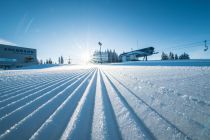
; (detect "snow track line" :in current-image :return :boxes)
[0,73,77,106]
[91,69,109,140]
[0,69,94,135]
[101,70,156,140]
[0,69,96,140]
[0,71,80,95]
[0,75,58,98]
[0,73,57,92]
[0,69,92,121]
[0,71,62,89]
[106,71,208,139]
[105,71,191,140]
[0,72,75,99]
[0,71,81,107]
[0,71,83,104]
[0,75,41,93]
[0,74,58,96]
[115,71,210,118]
[60,69,97,140]
[91,69,122,140]
[30,69,97,140]
[0,71,85,117]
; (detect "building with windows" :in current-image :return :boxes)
[0,44,37,69]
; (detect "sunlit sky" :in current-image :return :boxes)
[0,0,210,63]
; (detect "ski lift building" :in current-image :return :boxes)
[0,44,38,69]
[119,47,155,62]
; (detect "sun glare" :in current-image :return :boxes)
[81,51,91,64]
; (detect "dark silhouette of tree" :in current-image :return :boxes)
[179,52,190,60]
[108,49,111,63]
[49,58,52,64]
[175,54,178,60]
[169,52,174,60]
[92,49,119,63]
[113,49,119,62]
[106,49,119,63]
[58,56,64,64]
[60,56,64,64]
[38,59,43,64]
[161,52,169,60]
[161,52,190,60]
[46,59,49,64]
[58,57,61,64]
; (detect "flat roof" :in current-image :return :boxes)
[120,47,154,56]
[0,43,36,51]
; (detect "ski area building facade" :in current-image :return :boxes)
[0,44,37,69]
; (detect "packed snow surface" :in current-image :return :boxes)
[0,64,209,140]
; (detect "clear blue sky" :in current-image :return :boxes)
[0,0,210,63]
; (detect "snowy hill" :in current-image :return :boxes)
[0,64,209,140]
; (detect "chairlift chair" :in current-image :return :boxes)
[204,45,208,51]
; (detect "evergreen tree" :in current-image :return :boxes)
[39,59,43,64]
[111,50,114,62]
[93,49,119,63]
[108,50,111,63]
[179,52,190,60]
[60,56,64,64]
[113,50,119,62]
[175,54,178,60]
[169,52,174,60]
[58,57,61,64]
[112,50,115,62]
[161,52,169,60]
[49,58,52,64]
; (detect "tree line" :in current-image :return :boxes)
[92,49,119,63]
[38,58,53,64]
[38,55,66,64]
[161,52,190,60]
[105,49,119,63]
[58,56,64,64]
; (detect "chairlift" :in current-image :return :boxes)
[204,45,208,51]
[204,40,208,51]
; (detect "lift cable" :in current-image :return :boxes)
[159,40,209,52]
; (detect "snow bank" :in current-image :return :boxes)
[19,64,61,70]
[111,59,210,66]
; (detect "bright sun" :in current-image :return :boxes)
[81,51,91,64]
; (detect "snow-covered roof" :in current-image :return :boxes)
[0,38,17,46]
[120,47,155,57]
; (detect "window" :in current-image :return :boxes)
[0,58,17,62]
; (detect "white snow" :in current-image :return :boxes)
[0,61,210,140]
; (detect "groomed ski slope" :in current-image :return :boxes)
[0,65,209,140]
